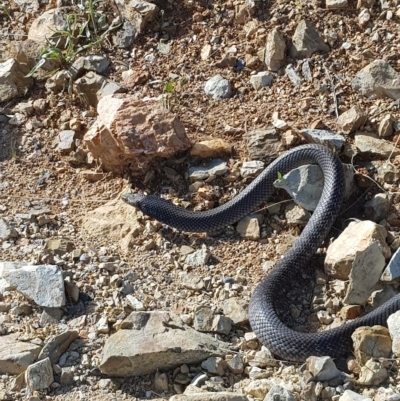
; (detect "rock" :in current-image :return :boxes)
[240,161,264,178]
[45,238,74,256]
[7,265,65,308]
[264,385,296,401]
[378,114,395,137]
[201,356,226,375]
[325,220,390,280]
[68,55,110,79]
[0,59,33,103]
[387,311,400,356]
[154,371,169,392]
[290,20,330,58]
[40,308,63,326]
[274,164,354,211]
[100,311,224,376]
[75,71,127,107]
[351,326,392,365]
[337,106,368,134]
[364,194,390,222]
[58,130,76,153]
[25,357,53,390]
[339,390,372,401]
[382,247,400,281]
[285,204,310,226]
[28,9,66,44]
[244,379,270,399]
[83,95,191,173]
[0,218,18,240]
[326,0,348,8]
[340,305,361,320]
[194,307,232,335]
[222,297,249,325]
[355,132,400,158]
[343,241,386,305]
[358,359,388,386]
[227,354,244,374]
[305,356,344,382]
[204,75,233,100]
[0,333,42,374]
[243,127,284,161]
[190,139,232,158]
[114,0,158,33]
[317,310,334,324]
[265,28,286,72]
[126,295,145,311]
[181,272,205,291]
[38,330,79,364]
[60,367,74,386]
[170,393,248,401]
[0,261,26,294]
[112,20,137,48]
[285,64,302,86]
[236,214,261,240]
[81,197,144,254]
[370,286,399,307]
[250,71,273,90]
[377,162,400,184]
[351,59,400,100]
[185,247,211,266]
[189,159,229,181]
[299,129,346,151]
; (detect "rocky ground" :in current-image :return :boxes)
[1,0,400,400]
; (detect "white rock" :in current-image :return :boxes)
[204,75,232,100]
[250,71,273,90]
[306,356,344,382]
[126,295,145,311]
[25,357,54,390]
[387,311,400,356]
[7,265,65,307]
[381,247,400,281]
[358,359,388,386]
[339,390,372,401]
[237,214,261,240]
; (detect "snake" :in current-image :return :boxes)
[122,144,400,361]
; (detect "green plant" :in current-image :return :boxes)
[0,3,11,20]
[26,0,116,77]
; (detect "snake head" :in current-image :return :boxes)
[121,193,147,212]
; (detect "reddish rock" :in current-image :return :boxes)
[83,95,191,173]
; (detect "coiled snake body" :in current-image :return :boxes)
[123,144,400,361]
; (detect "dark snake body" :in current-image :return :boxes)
[122,144,400,361]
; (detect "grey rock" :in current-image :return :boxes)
[355,132,400,158]
[75,71,127,107]
[364,193,390,222]
[222,297,249,325]
[201,356,226,375]
[351,59,400,100]
[0,333,42,374]
[40,308,63,326]
[237,214,261,240]
[189,159,229,181]
[112,20,137,48]
[382,247,400,281]
[243,127,284,161]
[115,0,158,33]
[181,272,205,291]
[0,59,33,103]
[154,371,169,392]
[170,393,248,401]
[339,390,372,401]
[306,356,345,382]
[194,307,232,335]
[344,241,386,305]
[290,20,330,58]
[7,265,66,308]
[204,75,232,100]
[378,114,395,137]
[240,161,265,178]
[370,286,399,307]
[25,357,53,390]
[387,311,400,356]
[60,367,74,386]
[265,28,286,72]
[250,71,273,90]
[58,130,76,153]
[68,55,110,79]
[185,247,211,266]
[285,204,310,227]
[337,106,368,134]
[300,129,346,151]
[0,261,26,294]
[264,385,297,401]
[227,354,244,374]
[38,330,79,364]
[0,219,18,240]
[326,0,348,8]
[285,64,302,86]
[377,162,400,183]
[274,164,354,211]
[100,311,224,376]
